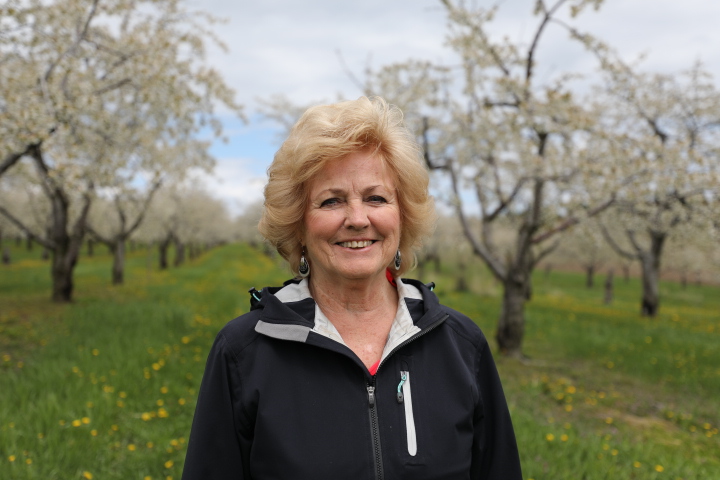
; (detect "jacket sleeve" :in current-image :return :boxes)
[470,339,523,479]
[181,333,245,480]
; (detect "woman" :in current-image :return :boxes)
[182,97,522,480]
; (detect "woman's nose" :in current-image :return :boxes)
[344,201,370,229]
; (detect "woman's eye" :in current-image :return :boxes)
[320,198,340,207]
[367,195,387,203]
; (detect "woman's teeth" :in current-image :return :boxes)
[339,240,373,248]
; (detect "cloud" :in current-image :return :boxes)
[192,157,267,216]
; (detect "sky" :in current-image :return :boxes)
[184,0,720,215]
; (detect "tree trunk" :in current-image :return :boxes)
[496,273,528,359]
[622,265,630,283]
[604,270,614,305]
[639,232,666,317]
[49,199,86,303]
[87,238,94,257]
[2,246,10,265]
[111,241,125,285]
[173,238,185,267]
[585,264,595,288]
[455,262,468,292]
[26,236,33,251]
[158,236,171,270]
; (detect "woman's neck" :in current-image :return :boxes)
[308,271,398,317]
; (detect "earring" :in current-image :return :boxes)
[394,250,402,270]
[299,250,310,278]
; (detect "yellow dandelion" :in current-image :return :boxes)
[82,417,91,424]
[158,408,169,418]
[26,458,32,465]
[147,442,154,449]
[83,471,93,479]
[164,460,174,469]
[602,444,610,451]
[128,444,136,452]
[86,402,94,408]
[2,354,10,362]
[141,412,152,421]
[545,433,555,441]
[178,398,186,406]
[160,386,169,394]
[170,439,179,447]
[156,399,164,406]
[91,429,98,436]
[564,405,573,412]
[92,349,99,356]
[560,434,569,442]
[611,449,618,456]
[566,386,576,394]
[119,391,127,399]
[633,461,642,468]
[72,419,82,427]
[655,465,664,472]
[152,363,161,371]
[117,400,125,408]
[606,361,614,369]
[181,336,191,344]
[111,424,119,431]
[144,477,152,480]
[37,433,44,439]
[605,417,613,424]
[8,455,16,462]
[166,477,173,480]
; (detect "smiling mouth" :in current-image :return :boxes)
[337,240,374,249]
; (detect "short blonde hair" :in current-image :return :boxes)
[258,96,435,277]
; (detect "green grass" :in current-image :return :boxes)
[1,242,718,479]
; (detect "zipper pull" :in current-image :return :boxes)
[367,386,376,407]
[397,373,407,403]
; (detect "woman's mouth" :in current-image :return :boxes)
[337,240,374,249]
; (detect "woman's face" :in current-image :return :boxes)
[303,150,400,284]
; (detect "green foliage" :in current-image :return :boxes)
[1,243,718,479]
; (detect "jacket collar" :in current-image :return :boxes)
[252,277,442,355]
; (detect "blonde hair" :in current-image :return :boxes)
[258,96,435,277]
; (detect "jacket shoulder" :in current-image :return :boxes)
[438,304,490,350]
[215,309,264,356]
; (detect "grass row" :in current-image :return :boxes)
[1,242,718,479]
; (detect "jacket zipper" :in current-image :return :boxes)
[364,313,448,478]
[367,380,384,480]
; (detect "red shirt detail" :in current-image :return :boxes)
[368,359,381,376]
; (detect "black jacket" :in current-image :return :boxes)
[182,278,522,480]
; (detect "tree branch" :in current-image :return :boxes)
[448,164,507,281]
[532,194,615,244]
[599,223,636,260]
[0,205,55,250]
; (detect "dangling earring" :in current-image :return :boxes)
[299,249,310,278]
[394,250,402,271]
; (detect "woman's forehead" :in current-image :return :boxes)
[308,151,397,195]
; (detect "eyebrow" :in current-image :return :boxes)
[315,185,388,197]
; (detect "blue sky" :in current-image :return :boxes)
[188,0,720,215]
